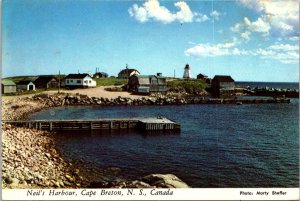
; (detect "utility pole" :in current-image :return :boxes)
[58,70,61,94]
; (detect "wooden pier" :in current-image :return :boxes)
[2,117,180,132]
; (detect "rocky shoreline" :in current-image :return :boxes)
[2,94,189,188]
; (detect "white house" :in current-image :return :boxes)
[64,74,96,88]
[16,80,36,91]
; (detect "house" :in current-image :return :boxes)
[64,73,96,88]
[118,66,140,79]
[2,79,16,94]
[197,73,208,80]
[128,74,167,94]
[93,72,108,78]
[197,73,211,84]
[34,76,59,89]
[17,80,36,91]
[211,75,235,95]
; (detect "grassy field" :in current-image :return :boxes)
[167,79,209,94]
[95,77,128,86]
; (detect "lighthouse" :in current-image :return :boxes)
[183,64,192,78]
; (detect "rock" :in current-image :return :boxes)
[65,174,74,182]
[6,177,19,186]
[5,176,14,184]
[53,181,60,188]
[59,181,65,187]
[142,174,189,188]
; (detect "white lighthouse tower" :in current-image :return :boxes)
[183,64,192,78]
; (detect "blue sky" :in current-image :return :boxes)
[2,0,299,82]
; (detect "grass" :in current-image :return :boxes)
[95,77,128,86]
[167,79,209,94]
[4,76,38,83]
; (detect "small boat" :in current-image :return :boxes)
[236,101,242,105]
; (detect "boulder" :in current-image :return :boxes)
[142,174,189,188]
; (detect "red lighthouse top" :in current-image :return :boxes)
[185,64,190,70]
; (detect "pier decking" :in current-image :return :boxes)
[2,117,181,132]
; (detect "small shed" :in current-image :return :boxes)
[197,73,211,84]
[211,75,235,95]
[2,79,17,94]
[128,75,167,94]
[197,73,208,80]
[34,76,59,89]
[17,80,36,91]
[118,68,140,79]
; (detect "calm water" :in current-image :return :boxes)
[29,99,299,187]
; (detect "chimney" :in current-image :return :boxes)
[157,73,162,77]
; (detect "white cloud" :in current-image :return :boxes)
[289,36,299,41]
[248,17,270,35]
[128,0,205,24]
[174,1,194,23]
[239,0,265,12]
[210,10,221,21]
[128,4,148,23]
[194,12,209,22]
[184,41,238,57]
[185,42,299,64]
[231,17,271,40]
[238,0,299,37]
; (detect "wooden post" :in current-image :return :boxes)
[49,122,52,131]
[90,122,93,130]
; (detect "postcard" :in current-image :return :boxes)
[1,0,299,200]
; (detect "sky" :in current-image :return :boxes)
[2,0,299,82]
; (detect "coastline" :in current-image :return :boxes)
[1,93,189,189]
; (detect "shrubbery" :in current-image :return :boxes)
[167,79,209,94]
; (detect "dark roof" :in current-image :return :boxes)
[17,80,34,85]
[95,72,108,76]
[34,76,57,85]
[65,74,90,79]
[184,64,190,70]
[119,69,139,75]
[212,75,234,82]
[197,73,208,77]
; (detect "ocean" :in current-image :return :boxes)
[29,82,299,187]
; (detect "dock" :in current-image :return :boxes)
[2,117,180,132]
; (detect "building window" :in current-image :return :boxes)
[67,80,69,84]
[84,80,88,84]
[70,80,73,83]
[89,80,91,83]
[77,80,81,84]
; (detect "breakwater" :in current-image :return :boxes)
[29,93,290,107]
[253,88,299,98]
